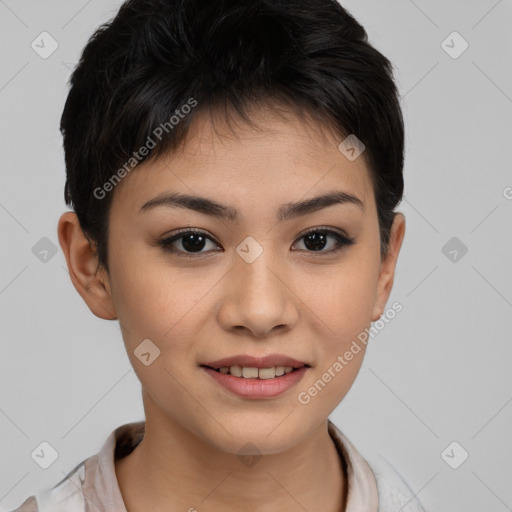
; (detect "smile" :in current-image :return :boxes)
[200,365,309,398]
[203,365,299,379]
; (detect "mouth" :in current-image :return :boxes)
[199,359,310,398]
[200,364,310,379]
[199,354,311,381]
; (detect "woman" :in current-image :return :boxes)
[11,0,424,510]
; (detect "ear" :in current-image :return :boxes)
[57,211,117,320]
[371,212,406,322]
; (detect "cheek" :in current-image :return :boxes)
[297,259,378,409]
[108,246,223,364]
[109,254,203,403]
[303,253,380,339]
[107,246,178,344]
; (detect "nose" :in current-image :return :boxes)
[216,249,300,338]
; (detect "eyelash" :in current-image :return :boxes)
[157,227,355,258]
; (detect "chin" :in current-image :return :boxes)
[201,415,310,456]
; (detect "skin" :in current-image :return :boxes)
[57,105,405,512]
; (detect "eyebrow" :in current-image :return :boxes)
[139,190,364,222]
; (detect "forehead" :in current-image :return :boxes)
[110,107,375,219]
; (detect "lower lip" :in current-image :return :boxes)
[200,366,308,398]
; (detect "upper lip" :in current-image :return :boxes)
[201,354,311,370]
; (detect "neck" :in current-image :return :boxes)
[116,403,347,512]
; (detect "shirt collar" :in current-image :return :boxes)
[328,420,379,511]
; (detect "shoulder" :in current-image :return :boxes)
[327,420,427,512]
[6,495,38,512]
[6,421,143,512]
[6,459,89,512]
[365,454,427,512]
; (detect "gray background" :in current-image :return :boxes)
[1,0,511,510]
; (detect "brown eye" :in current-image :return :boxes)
[159,230,221,256]
[293,228,355,254]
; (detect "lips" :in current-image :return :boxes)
[201,364,309,398]
[201,354,311,370]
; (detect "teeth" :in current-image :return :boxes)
[230,365,243,377]
[216,365,297,379]
[242,366,259,379]
[258,367,275,380]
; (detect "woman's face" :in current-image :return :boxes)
[92,108,404,454]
